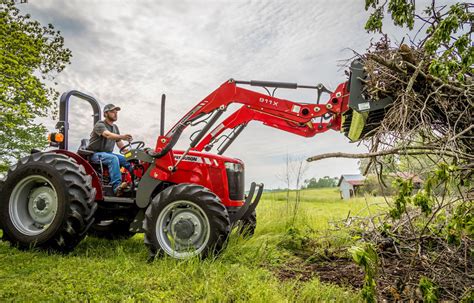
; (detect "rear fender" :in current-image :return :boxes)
[50,150,103,201]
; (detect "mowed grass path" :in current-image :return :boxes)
[0,188,384,302]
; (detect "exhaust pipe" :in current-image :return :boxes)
[160,94,166,136]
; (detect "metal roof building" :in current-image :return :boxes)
[338,174,365,200]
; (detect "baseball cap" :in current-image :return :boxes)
[104,104,121,113]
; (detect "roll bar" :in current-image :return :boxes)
[56,90,101,150]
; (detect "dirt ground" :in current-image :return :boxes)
[273,257,364,289]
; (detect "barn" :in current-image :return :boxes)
[338,174,365,200]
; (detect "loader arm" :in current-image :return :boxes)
[193,102,341,154]
[156,80,350,153]
[149,59,392,180]
[165,80,349,139]
[149,80,350,179]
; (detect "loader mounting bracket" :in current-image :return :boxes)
[229,182,264,224]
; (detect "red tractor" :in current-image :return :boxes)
[0,60,392,259]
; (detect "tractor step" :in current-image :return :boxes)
[102,184,134,199]
[103,196,135,204]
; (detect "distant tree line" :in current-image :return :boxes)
[302,176,338,189]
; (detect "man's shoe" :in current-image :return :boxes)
[115,182,130,197]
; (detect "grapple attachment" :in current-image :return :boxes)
[341,60,394,141]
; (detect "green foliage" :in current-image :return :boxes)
[425,3,473,80]
[364,1,473,81]
[303,176,338,189]
[389,178,413,219]
[365,7,384,32]
[278,226,311,251]
[419,276,439,303]
[364,0,415,32]
[385,161,473,254]
[412,190,432,215]
[389,163,462,220]
[460,289,474,303]
[350,243,378,303]
[387,0,415,29]
[359,174,398,196]
[423,162,456,196]
[446,200,473,245]
[0,1,71,171]
[359,175,380,196]
[397,151,437,181]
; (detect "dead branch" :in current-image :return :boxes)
[307,147,471,163]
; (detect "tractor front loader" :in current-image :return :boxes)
[0,60,393,259]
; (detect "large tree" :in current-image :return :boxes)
[0,1,71,171]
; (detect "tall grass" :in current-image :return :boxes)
[0,188,384,302]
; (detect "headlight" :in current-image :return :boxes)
[225,162,243,172]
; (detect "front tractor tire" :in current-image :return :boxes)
[144,184,231,260]
[0,153,97,253]
[236,210,257,238]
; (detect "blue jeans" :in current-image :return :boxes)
[90,152,131,192]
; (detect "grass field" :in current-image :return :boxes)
[0,188,386,302]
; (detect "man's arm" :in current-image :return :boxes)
[102,130,133,151]
[101,130,132,142]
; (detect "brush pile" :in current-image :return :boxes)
[307,2,473,301]
[356,36,473,162]
[341,38,474,301]
[340,204,473,301]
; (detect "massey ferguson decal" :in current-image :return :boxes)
[174,155,204,163]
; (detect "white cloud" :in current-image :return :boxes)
[19,0,441,188]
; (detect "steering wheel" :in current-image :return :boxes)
[119,141,145,154]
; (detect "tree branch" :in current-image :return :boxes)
[306,147,471,162]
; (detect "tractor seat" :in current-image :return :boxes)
[77,139,94,158]
[77,139,109,183]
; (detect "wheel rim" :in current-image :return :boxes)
[156,200,211,259]
[9,175,59,236]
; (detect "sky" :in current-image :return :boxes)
[17,0,434,189]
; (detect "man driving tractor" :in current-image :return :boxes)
[87,104,133,196]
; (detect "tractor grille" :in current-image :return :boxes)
[225,162,245,200]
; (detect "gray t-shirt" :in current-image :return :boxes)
[87,120,120,152]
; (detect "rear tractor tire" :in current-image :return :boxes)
[0,153,97,253]
[144,183,231,260]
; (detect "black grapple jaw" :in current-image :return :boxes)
[341,60,394,141]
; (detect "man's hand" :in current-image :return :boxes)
[121,134,133,141]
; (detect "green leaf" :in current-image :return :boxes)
[0,1,71,171]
